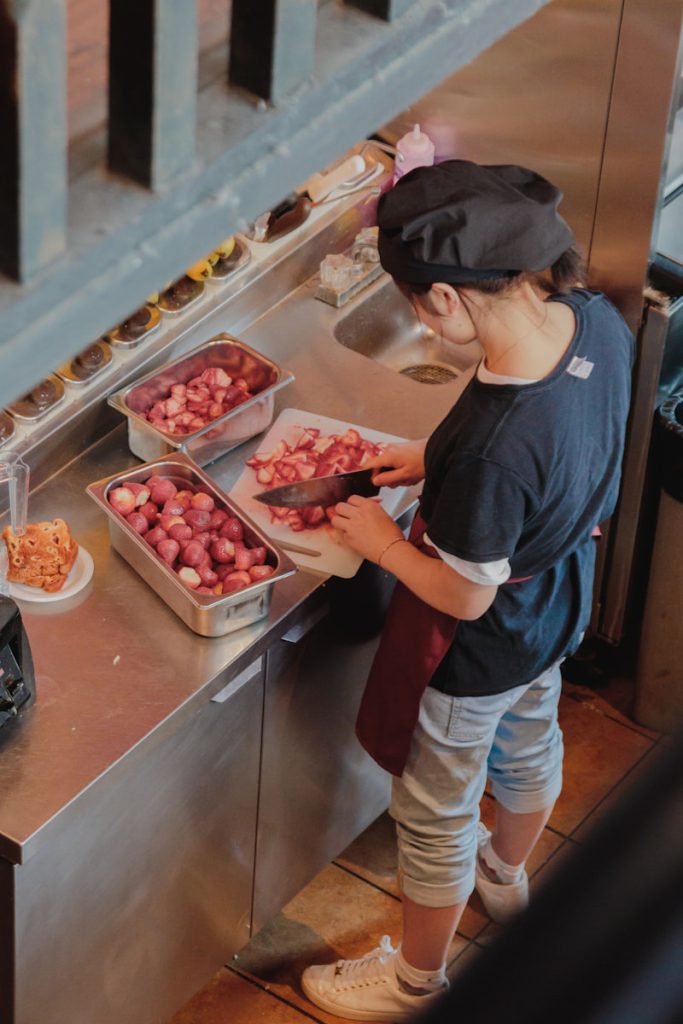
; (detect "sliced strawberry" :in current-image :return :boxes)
[294,462,317,481]
[345,446,364,465]
[341,428,361,447]
[313,437,334,454]
[250,546,267,565]
[302,506,326,526]
[235,546,256,571]
[280,451,309,466]
[249,564,275,581]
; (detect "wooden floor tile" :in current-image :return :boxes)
[336,812,399,898]
[169,966,315,1024]
[562,678,660,741]
[551,693,655,836]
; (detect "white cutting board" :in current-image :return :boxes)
[230,408,408,577]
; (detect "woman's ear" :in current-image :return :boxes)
[427,283,462,317]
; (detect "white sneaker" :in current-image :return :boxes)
[475,824,529,923]
[301,935,448,1022]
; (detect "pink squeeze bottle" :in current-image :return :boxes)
[392,124,435,184]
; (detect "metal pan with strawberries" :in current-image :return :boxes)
[87,452,296,637]
[108,335,295,467]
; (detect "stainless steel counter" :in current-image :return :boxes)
[0,266,471,868]
[1,248,479,1024]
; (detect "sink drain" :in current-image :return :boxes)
[399,363,459,385]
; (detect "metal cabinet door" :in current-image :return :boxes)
[253,568,394,932]
[8,659,264,1024]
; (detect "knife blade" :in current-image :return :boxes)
[254,468,379,509]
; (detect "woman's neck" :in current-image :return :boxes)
[474,283,576,381]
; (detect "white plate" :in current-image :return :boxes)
[5,546,94,603]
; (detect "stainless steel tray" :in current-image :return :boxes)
[157,277,205,316]
[108,334,295,466]
[86,453,297,637]
[56,339,113,386]
[108,305,162,348]
[208,236,251,281]
[8,375,66,422]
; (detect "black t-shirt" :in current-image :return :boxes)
[422,288,634,696]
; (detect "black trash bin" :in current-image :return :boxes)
[635,392,683,730]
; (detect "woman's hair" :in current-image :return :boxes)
[394,244,586,303]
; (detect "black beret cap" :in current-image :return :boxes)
[377,160,575,284]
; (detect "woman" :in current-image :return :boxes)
[301,159,634,1022]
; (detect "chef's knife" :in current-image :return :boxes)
[254,468,379,509]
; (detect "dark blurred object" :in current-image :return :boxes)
[327,559,396,645]
[416,733,683,1024]
[0,596,35,732]
[561,634,621,689]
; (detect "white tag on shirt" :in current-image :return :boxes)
[567,356,594,379]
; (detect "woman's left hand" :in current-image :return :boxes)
[331,495,404,563]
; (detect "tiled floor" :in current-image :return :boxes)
[170,675,662,1024]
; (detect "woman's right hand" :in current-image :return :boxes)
[364,439,428,488]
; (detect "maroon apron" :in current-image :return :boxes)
[355,511,458,777]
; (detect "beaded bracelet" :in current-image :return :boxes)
[377,536,408,568]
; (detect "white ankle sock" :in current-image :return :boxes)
[479,837,525,885]
[395,947,446,994]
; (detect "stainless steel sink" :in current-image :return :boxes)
[333,278,481,384]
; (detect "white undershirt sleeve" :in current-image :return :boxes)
[423,532,511,586]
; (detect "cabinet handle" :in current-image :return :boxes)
[282,602,328,643]
[211,657,263,703]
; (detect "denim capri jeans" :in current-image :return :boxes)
[390,660,564,908]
